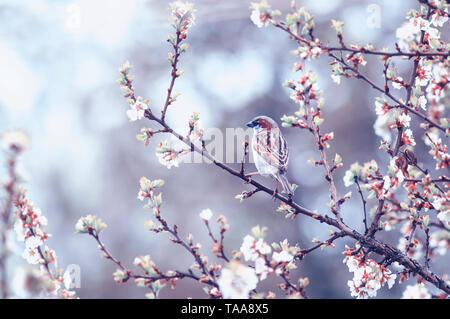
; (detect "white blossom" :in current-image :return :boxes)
[432,196,446,211]
[396,22,419,50]
[397,237,424,260]
[344,256,396,299]
[254,238,271,255]
[343,170,355,187]
[311,47,322,57]
[241,235,258,261]
[199,208,213,221]
[25,236,42,250]
[22,248,41,265]
[126,100,148,122]
[374,99,386,116]
[415,59,433,87]
[431,11,449,27]
[398,113,411,127]
[430,232,448,256]
[373,113,392,142]
[437,210,450,224]
[331,74,341,85]
[250,8,265,28]
[240,235,271,262]
[272,250,293,263]
[402,283,431,299]
[169,1,196,31]
[250,1,271,28]
[254,257,272,280]
[156,152,179,169]
[392,77,403,90]
[403,129,416,146]
[217,262,258,299]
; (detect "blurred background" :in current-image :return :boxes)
[0,0,448,298]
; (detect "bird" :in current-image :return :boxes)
[246,116,292,197]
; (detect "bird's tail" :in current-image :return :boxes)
[277,172,292,196]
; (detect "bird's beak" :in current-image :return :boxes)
[246,121,256,128]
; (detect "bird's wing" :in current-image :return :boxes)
[253,128,289,171]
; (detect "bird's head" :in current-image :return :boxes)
[246,116,278,131]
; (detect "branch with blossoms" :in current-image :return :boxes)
[250,0,449,294]
[77,183,305,298]
[76,177,311,298]
[75,212,224,298]
[0,131,76,299]
[76,0,450,299]
[77,179,230,298]
[0,131,26,298]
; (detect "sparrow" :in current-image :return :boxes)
[246,116,292,197]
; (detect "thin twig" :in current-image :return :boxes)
[354,177,368,234]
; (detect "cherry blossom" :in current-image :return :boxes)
[402,283,431,299]
[343,253,396,299]
[343,170,355,187]
[199,208,213,221]
[397,113,411,128]
[396,22,420,51]
[402,129,416,146]
[254,257,273,280]
[126,99,149,122]
[155,140,184,169]
[437,210,450,225]
[240,234,271,262]
[217,261,258,299]
[249,0,273,28]
[415,59,433,87]
[429,231,449,256]
[430,9,449,27]
[272,250,294,263]
[12,192,77,298]
[169,1,196,35]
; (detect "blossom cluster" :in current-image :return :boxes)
[248,0,449,299]
[117,61,150,122]
[13,193,76,298]
[396,6,448,51]
[217,261,258,299]
[75,214,107,235]
[0,130,79,298]
[155,140,187,169]
[219,226,304,298]
[343,248,396,299]
[188,112,204,141]
[402,283,431,299]
[249,0,280,29]
[14,193,52,265]
[168,1,196,37]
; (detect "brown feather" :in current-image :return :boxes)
[253,127,289,172]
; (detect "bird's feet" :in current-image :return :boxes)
[272,181,279,200]
[271,191,278,200]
